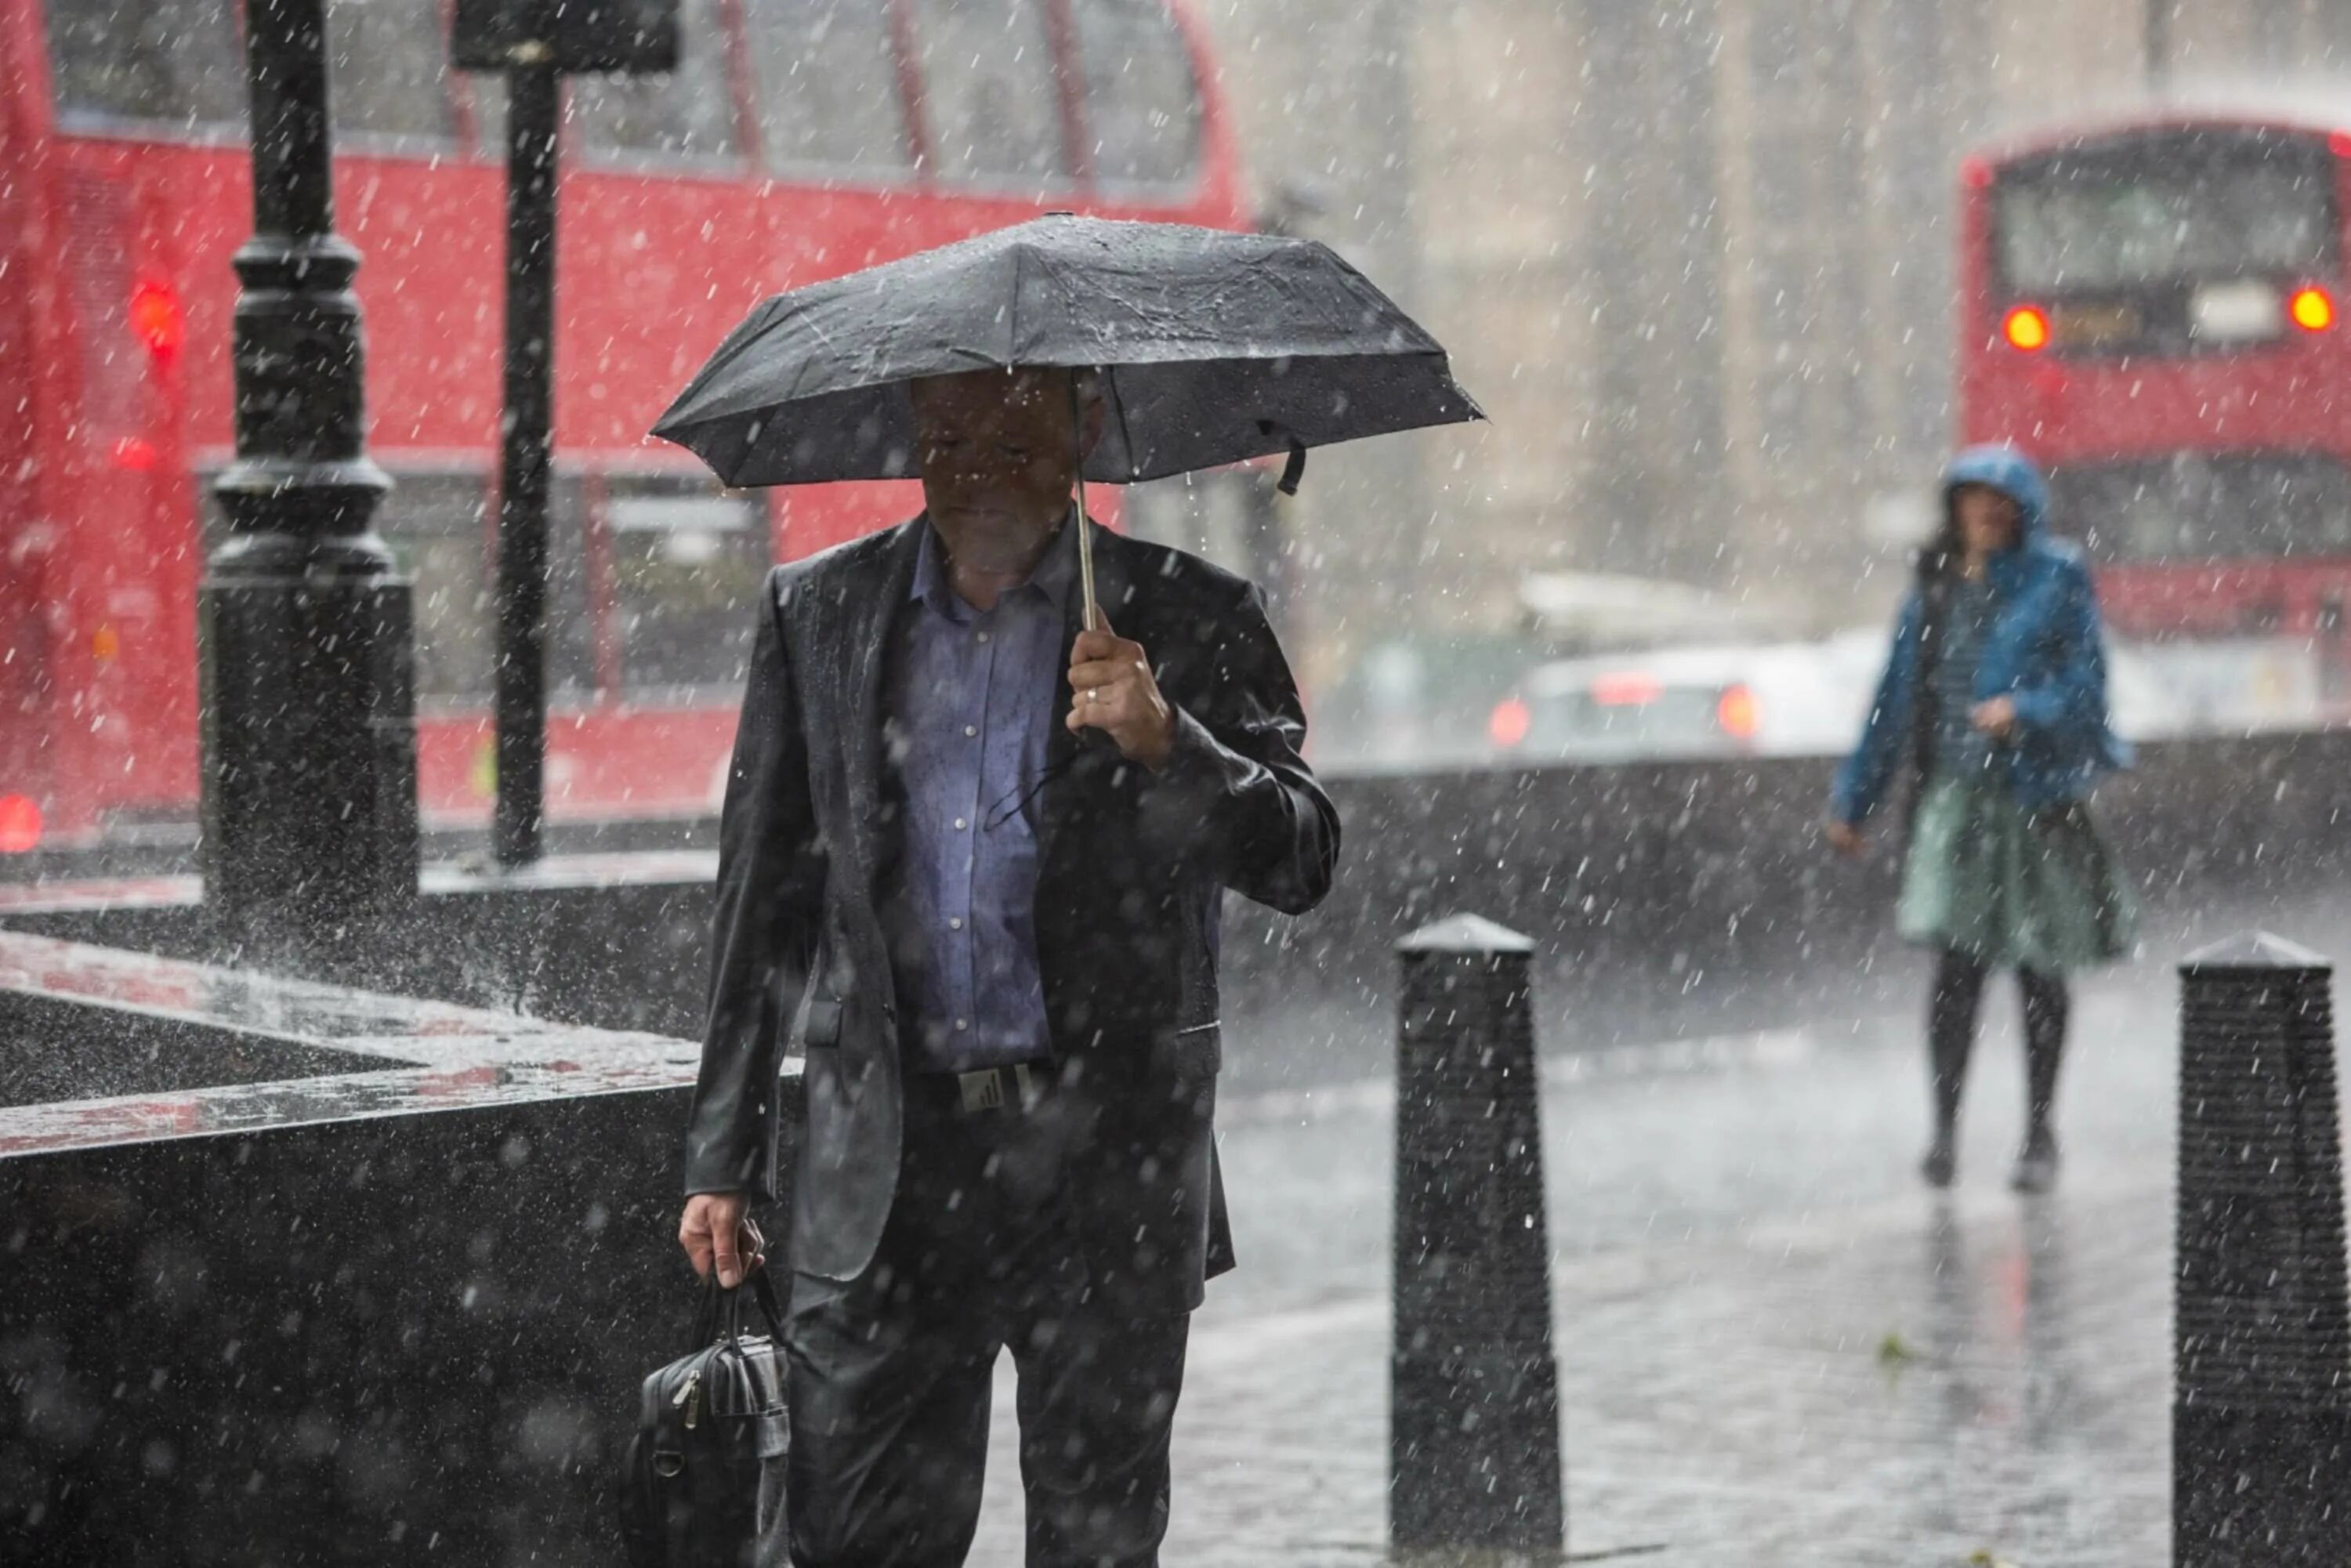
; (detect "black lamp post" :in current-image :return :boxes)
[202,0,418,953]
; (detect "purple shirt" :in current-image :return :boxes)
[882,519,1072,1074]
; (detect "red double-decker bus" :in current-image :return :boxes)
[0,0,1244,857]
[1960,112,2351,723]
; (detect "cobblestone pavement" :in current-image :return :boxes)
[957,901,2351,1566]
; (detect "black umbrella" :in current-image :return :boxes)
[652,214,1482,625]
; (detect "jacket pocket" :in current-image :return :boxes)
[1150,1021,1221,1078]
[801,996,844,1051]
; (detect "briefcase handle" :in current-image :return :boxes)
[691,1267,787,1349]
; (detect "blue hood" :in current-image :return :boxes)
[1943,443,2049,543]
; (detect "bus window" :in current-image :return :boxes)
[904,0,1068,188]
[563,0,737,165]
[2052,454,2351,566]
[1997,131,2337,297]
[1071,0,1201,189]
[362,473,595,705]
[603,476,766,696]
[548,476,600,700]
[45,0,247,136]
[376,474,496,704]
[326,0,458,147]
[744,0,914,176]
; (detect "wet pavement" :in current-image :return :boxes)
[959,921,2247,1565]
[0,929,708,1150]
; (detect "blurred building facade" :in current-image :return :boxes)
[1186,0,2351,680]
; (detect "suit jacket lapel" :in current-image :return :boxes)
[843,519,926,879]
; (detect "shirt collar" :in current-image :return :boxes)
[911,511,1078,617]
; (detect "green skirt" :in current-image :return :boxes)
[1896,774,2138,973]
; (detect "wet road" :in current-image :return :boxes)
[953,892,2351,1564]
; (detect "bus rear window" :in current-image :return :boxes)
[745,0,913,176]
[1995,130,2337,295]
[327,0,458,147]
[46,0,247,136]
[904,0,1070,188]
[51,0,456,144]
[1073,0,1201,189]
[563,0,737,165]
[2050,454,2351,565]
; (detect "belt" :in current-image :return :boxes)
[938,1062,1040,1114]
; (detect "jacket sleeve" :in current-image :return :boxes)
[2004,557,2112,740]
[1140,583,1340,915]
[682,573,827,1200]
[1831,590,1924,827]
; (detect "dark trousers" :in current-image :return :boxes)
[785,1072,1190,1568]
[1928,947,2068,1138]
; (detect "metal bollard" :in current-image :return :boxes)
[1391,914,1565,1559]
[2175,932,2351,1566]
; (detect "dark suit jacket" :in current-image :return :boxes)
[682,516,1339,1313]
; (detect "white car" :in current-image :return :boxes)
[1490,636,1886,764]
[1488,632,2329,766]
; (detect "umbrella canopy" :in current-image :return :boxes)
[651,214,1483,491]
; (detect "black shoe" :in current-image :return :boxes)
[2010,1131,2059,1194]
[1921,1135,1957,1190]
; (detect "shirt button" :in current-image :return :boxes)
[954,1018,969,1032]
[949,917,964,931]
[953,817,968,831]
[976,632,991,645]
[965,725,978,738]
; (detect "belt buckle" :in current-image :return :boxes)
[957,1063,1037,1113]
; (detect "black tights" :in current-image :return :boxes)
[1928,949,2067,1140]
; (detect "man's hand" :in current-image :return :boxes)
[1969,696,2017,740]
[679,1192,766,1287]
[1067,615,1175,769]
[1825,819,1867,858]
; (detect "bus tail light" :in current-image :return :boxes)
[2003,305,2051,353]
[129,277,184,357]
[1716,683,1759,741]
[0,795,42,853]
[2291,286,2336,333]
[1488,697,1531,748]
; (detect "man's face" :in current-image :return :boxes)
[908,368,1099,573]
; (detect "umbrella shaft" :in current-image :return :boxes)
[1069,375,1099,633]
[1074,487,1099,632]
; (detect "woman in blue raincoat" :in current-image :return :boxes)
[1828,444,2136,1193]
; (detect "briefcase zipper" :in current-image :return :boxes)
[674,1371,702,1429]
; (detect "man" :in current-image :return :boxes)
[676,364,1339,1567]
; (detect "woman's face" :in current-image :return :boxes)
[1954,483,2020,558]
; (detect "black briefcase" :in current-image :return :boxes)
[618,1271,792,1568]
